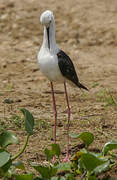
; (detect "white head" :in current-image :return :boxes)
[40,10,57,51]
[40,10,54,27]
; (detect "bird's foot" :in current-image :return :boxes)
[63,155,70,162]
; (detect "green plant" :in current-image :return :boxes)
[0,109,117,180]
[96,89,117,106]
[28,131,117,180]
[7,84,13,92]
[0,108,34,180]
[10,114,24,128]
[105,93,117,107]
[92,82,99,88]
[36,118,49,131]
[70,132,117,179]
[30,144,75,180]
[0,119,8,131]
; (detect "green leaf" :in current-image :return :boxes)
[102,140,117,156]
[71,151,84,161]
[44,148,54,161]
[81,153,107,172]
[0,131,18,148]
[78,158,86,173]
[44,144,61,160]
[13,160,25,170]
[35,166,50,178]
[70,132,94,147]
[0,159,12,175]
[87,176,98,180]
[69,133,79,138]
[93,160,110,175]
[13,173,33,180]
[51,177,65,180]
[30,162,57,178]
[0,149,11,167]
[56,162,71,173]
[51,178,58,180]
[21,108,34,135]
[65,173,76,180]
[51,144,61,157]
[78,132,94,146]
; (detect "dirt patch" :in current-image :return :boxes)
[0,0,117,178]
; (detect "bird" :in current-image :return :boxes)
[37,10,88,162]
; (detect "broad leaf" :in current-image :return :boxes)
[0,159,12,175]
[81,153,107,172]
[93,160,110,175]
[44,148,54,161]
[78,158,86,173]
[102,140,117,156]
[70,132,94,147]
[78,132,94,146]
[56,162,71,173]
[51,144,61,158]
[21,108,34,135]
[13,160,25,170]
[87,176,98,180]
[44,144,61,160]
[30,163,57,178]
[0,131,18,148]
[0,149,10,167]
[51,177,65,180]
[65,173,76,180]
[13,173,33,180]
[71,151,84,161]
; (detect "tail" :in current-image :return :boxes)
[77,82,88,91]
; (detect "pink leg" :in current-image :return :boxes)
[50,82,57,144]
[63,82,70,162]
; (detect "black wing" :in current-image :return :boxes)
[57,50,88,91]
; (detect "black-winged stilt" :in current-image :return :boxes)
[38,10,88,162]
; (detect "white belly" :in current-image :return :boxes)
[38,50,64,82]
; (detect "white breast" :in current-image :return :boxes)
[38,48,64,82]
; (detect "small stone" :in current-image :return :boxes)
[3,63,7,68]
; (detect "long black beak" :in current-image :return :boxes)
[46,27,50,49]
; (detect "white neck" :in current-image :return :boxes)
[42,18,57,52]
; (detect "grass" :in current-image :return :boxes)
[0,114,24,131]
[10,114,24,129]
[7,84,14,92]
[96,89,117,107]
[35,118,50,131]
[0,87,116,179]
[105,92,117,107]
[0,119,8,131]
[92,82,99,88]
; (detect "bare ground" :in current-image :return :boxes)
[0,0,117,178]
